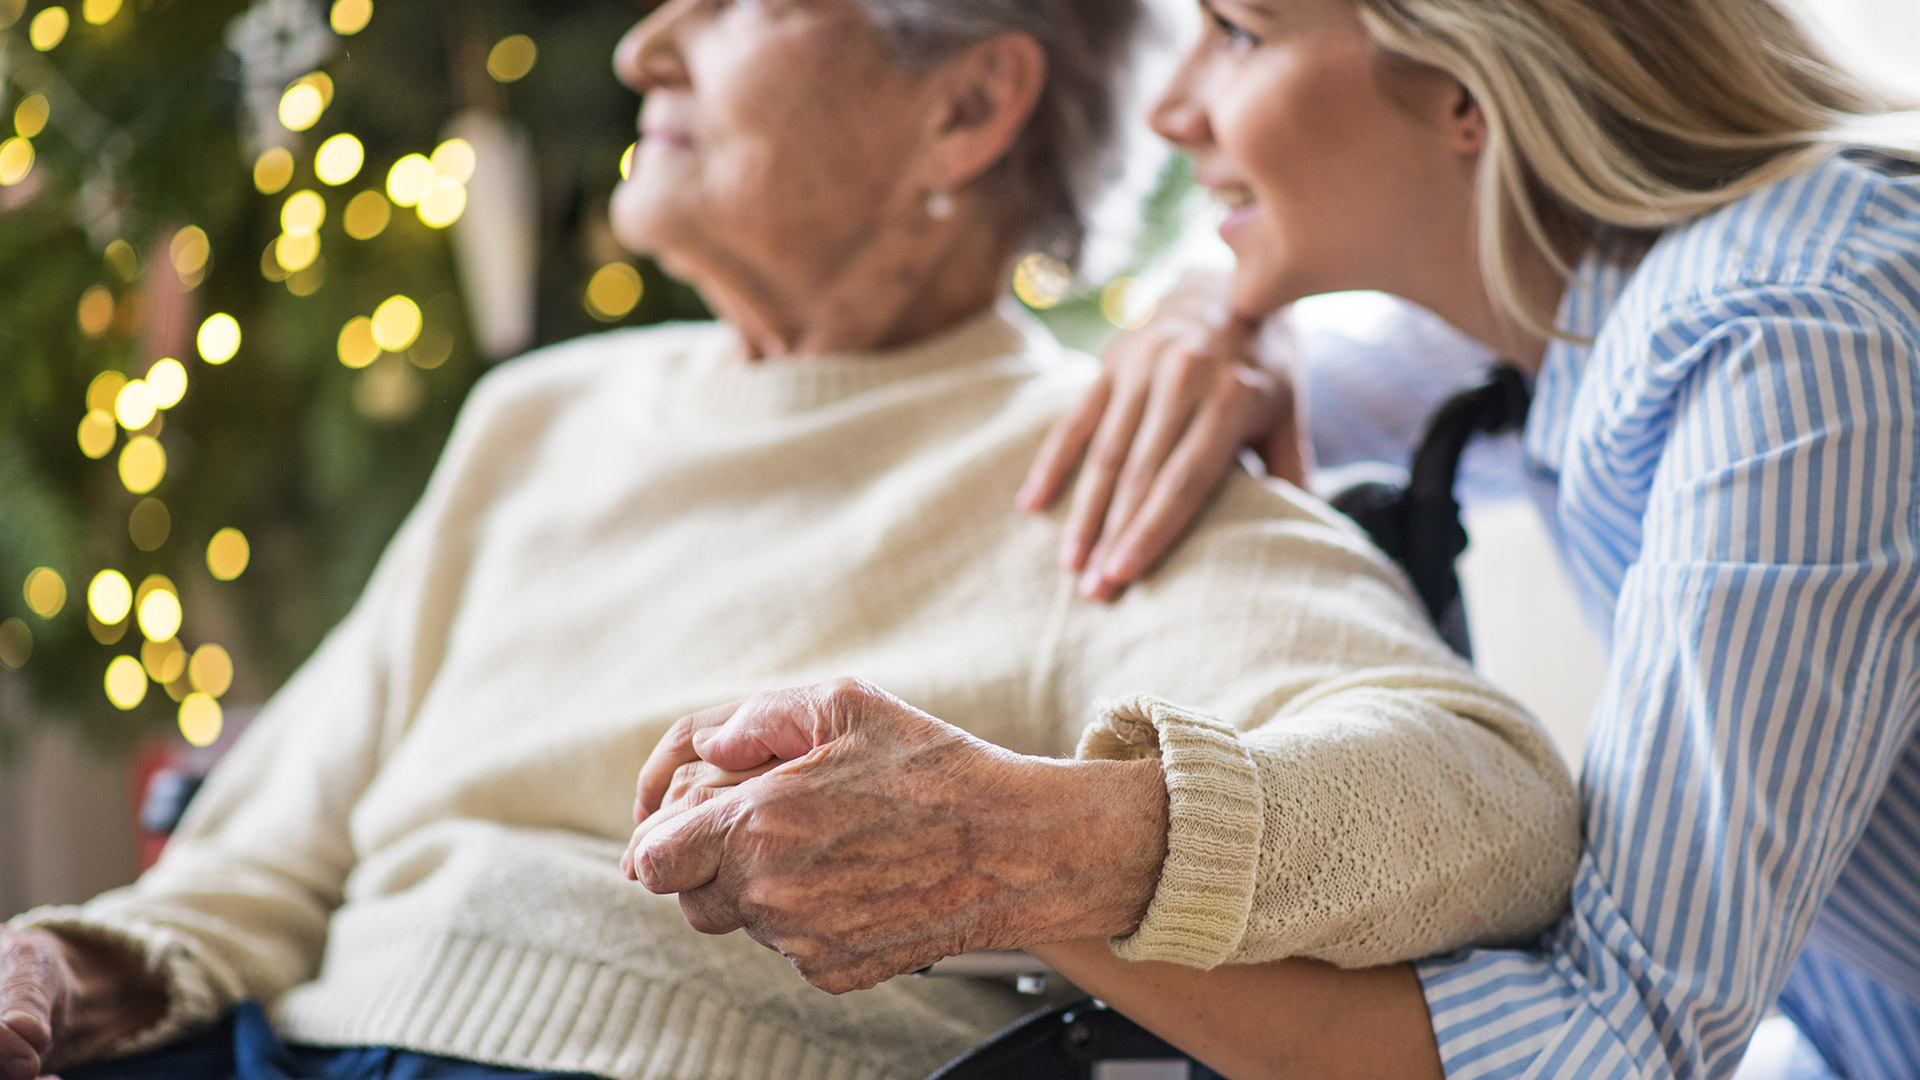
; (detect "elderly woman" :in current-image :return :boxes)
[0,1,1578,1079]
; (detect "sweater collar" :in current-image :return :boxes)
[662,301,1043,423]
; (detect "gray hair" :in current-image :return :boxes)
[852,0,1174,280]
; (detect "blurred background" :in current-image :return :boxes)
[0,0,1915,920]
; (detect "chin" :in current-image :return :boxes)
[609,176,689,260]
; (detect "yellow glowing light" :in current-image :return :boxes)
[179,693,224,746]
[1100,277,1154,331]
[137,588,182,643]
[78,410,116,459]
[81,0,119,25]
[77,285,115,337]
[337,316,380,368]
[147,358,188,409]
[104,655,148,710]
[142,636,187,684]
[254,146,295,195]
[386,154,433,207]
[24,568,67,620]
[207,528,250,581]
[114,379,157,430]
[104,239,138,280]
[29,7,67,50]
[371,295,423,351]
[129,497,171,552]
[87,370,127,412]
[189,644,234,698]
[0,0,21,33]
[14,94,48,139]
[1012,252,1072,310]
[170,226,211,278]
[620,143,635,181]
[585,262,644,323]
[281,189,326,235]
[0,136,35,186]
[89,570,132,625]
[198,313,241,364]
[343,190,391,239]
[0,619,29,671]
[287,262,325,297]
[329,0,371,35]
[279,83,326,133]
[431,138,476,183]
[415,176,467,229]
[316,133,365,186]
[487,35,538,83]
[119,436,166,494]
[275,231,320,273]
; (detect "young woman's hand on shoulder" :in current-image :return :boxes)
[1018,270,1309,601]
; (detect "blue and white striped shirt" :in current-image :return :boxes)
[1417,149,1920,1080]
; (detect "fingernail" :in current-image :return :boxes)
[1078,570,1105,599]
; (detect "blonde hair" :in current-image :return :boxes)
[1353,0,1916,337]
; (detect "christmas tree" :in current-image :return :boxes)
[0,0,1178,762]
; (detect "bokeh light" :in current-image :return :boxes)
[129,497,172,552]
[343,190,391,239]
[487,35,538,83]
[81,0,120,25]
[275,232,320,274]
[114,379,157,430]
[338,316,380,368]
[104,655,147,710]
[279,77,330,133]
[585,263,644,323]
[78,410,117,459]
[189,644,233,698]
[24,568,66,620]
[1012,253,1072,310]
[89,570,133,625]
[170,226,211,278]
[142,637,187,684]
[431,138,476,184]
[0,136,32,186]
[620,143,635,181]
[372,295,423,351]
[119,436,167,494]
[330,0,372,36]
[316,133,365,186]
[254,147,295,195]
[137,587,182,643]
[147,358,188,409]
[28,7,67,51]
[0,620,29,670]
[207,528,250,581]
[282,190,326,235]
[416,176,467,228]
[386,154,433,207]
[14,94,48,139]
[77,285,114,336]
[179,693,223,747]
[198,313,241,364]
[104,239,138,280]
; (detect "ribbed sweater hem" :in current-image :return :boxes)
[271,929,906,1080]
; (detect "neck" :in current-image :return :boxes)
[686,204,1015,361]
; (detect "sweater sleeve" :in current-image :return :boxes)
[1065,481,1580,970]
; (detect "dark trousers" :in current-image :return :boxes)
[66,1002,593,1080]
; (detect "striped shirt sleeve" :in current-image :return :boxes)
[1417,288,1920,1080]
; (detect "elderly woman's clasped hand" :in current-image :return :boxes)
[622,678,1169,994]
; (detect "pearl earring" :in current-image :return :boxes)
[926,190,956,221]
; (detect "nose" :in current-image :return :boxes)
[1149,51,1211,153]
[614,0,693,95]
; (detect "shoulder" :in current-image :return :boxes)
[458,321,733,424]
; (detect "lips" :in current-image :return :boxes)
[1203,181,1258,240]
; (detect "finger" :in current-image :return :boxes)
[1061,369,1152,572]
[1100,405,1248,586]
[1018,374,1111,512]
[689,690,829,773]
[0,1026,42,1080]
[677,882,747,937]
[1081,357,1205,595]
[631,794,737,895]
[636,701,743,821]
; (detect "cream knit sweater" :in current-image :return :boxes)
[17,306,1578,1080]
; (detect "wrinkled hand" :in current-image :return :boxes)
[0,929,72,1080]
[624,678,1167,994]
[1018,270,1310,601]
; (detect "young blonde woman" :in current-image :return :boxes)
[1009,0,1920,1076]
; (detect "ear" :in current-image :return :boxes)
[1450,86,1487,155]
[922,32,1049,192]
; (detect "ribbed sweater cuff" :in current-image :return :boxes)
[9,905,229,1060]
[1076,695,1263,968]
